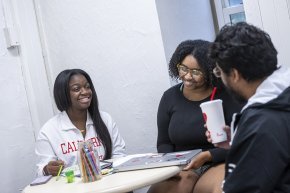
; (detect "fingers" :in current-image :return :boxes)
[183,158,198,171]
[49,160,64,166]
[224,125,230,132]
[183,159,193,170]
[205,130,210,137]
[183,151,212,171]
[206,125,231,144]
[205,130,212,143]
[183,165,190,171]
[46,160,65,176]
[223,125,231,140]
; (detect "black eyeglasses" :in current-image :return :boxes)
[177,64,203,77]
[213,67,222,78]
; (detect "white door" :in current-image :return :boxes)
[0,0,54,192]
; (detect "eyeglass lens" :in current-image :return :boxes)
[178,64,202,77]
[213,67,221,78]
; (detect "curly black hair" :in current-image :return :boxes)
[169,39,218,88]
[209,22,278,81]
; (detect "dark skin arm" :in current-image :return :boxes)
[183,151,212,170]
[184,125,232,170]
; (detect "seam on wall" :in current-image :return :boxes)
[257,0,264,28]
[32,0,57,114]
[286,0,290,22]
[13,0,55,137]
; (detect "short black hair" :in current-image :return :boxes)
[209,22,278,81]
[169,39,218,88]
[53,69,112,159]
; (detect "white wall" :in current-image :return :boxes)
[155,0,216,69]
[244,0,290,68]
[0,1,35,193]
[0,0,55,192]
[0,37,35,193]
[34,0,170,154]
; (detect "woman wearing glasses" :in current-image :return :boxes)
[148,40,241,193]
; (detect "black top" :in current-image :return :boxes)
[157,83,241,163]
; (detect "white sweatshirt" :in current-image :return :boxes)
[35,111,126,176]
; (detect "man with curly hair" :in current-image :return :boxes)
[209,22,290,193]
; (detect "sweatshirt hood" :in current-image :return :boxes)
[242,65,290,112]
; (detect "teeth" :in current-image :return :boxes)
[79,97,90,102]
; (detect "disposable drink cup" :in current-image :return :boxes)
[200,99,227,143]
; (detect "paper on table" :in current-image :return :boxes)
[30,175,52,186]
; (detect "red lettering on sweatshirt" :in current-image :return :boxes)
[90,137,102,147]
[67,142,74,153]
[60,138,102,155]
[71,141,77,151]
[61,143,67,154]
[61,142,77,154]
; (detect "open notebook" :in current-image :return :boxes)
[113,149,201,172]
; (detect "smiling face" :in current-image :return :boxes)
[68,74,92,112]
[179,55,206,90]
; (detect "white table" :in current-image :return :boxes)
[23,155,182,193]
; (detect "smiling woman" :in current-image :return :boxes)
[147,40,242,193]
[68,74,92,113]
[35,69,126,177]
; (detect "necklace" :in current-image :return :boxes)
[79,128,86,133]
